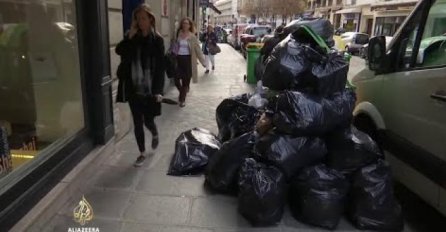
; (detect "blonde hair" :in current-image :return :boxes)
[132,3,157,32]
[177,17,196,36]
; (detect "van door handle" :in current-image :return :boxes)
[431,90,446,102]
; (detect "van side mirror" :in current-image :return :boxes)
[368,36,386,71]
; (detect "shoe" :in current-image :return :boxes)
[134,155,146,167]
[152,136,159,149]
[205,70,210,74]
[212,66,215,70]
[179,102,186,107]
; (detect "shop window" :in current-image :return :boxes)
[374,16,407,37]
[0,2,84,179]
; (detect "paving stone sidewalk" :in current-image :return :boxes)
[36,45,405,232]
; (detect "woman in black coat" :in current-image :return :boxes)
[116,4,165,167]
[200,25,218,74]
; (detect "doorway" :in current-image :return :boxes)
[366,18,373,35]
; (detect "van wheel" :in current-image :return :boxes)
[353,114,384,152]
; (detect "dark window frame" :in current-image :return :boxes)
[0,0,114,229]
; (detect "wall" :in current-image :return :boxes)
[214,0,233,24]
[108,0,131,141]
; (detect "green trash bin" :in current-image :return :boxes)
[246,43,262,84]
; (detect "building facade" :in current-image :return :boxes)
[212,0,232,25]
[308,0,418,36]
[209,0,241,26]
[0,0,114,229]
[0,0,200,229]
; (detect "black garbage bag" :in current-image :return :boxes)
[284,18,335,47]
[326,125,383,175]
[289,164,350,230]
[263,36,313,91]
[324,89,356,127]
[168,128,222,176]
[349,159,404,231]
[273,89,355,136]
[229,93,252,104]
[311,52,349,97]
[255,132,327,179]
[238,158,286,226]
[216,95,261,142]
[205,132,257,194]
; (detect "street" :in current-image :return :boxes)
[33,44,376,232]
[26,44,445,232]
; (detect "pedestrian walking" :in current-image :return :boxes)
[173,17,206,107]
[115,3,165,167]
[201,25,219,74]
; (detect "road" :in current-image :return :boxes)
[348,56,366,81]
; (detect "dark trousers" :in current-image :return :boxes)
[128,96,158,152]
[175,55,192,102]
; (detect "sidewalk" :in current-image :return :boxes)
[35,45,364,232]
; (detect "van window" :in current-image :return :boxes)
[417,0,446,67]
[394,2,425,70]
[356,34,369,45]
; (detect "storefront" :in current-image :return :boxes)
[372,1,417,37]
[0,0,113,229]
[336,7,362,32]
[358,5,374,35]
[374,15,407,36]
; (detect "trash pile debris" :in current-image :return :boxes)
[168,25,403,231]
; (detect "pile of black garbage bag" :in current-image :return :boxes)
[168,26,403,231]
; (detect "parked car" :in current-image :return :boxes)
[261,34,274,43]
[359,36,394,59]
[341,32,370,54]
[240,25,272,57]
[351,0,446,217]
[228,23,248,49]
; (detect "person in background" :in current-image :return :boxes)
[115,4,165,167]
[201,25,218,74]
[174,17,206,107]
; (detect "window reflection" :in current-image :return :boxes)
[0,0,84,178]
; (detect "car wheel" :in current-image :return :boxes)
[353,114,384,153]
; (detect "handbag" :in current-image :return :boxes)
[168,39,180,55]
[208,43,221,55]
[165,52,178,79]
[165,40,179,79]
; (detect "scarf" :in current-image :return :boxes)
[131,45,152,96]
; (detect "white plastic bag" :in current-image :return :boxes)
[248,81,268,109]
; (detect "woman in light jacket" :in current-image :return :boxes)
[174,17,205,107]
[115,4,165,167]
